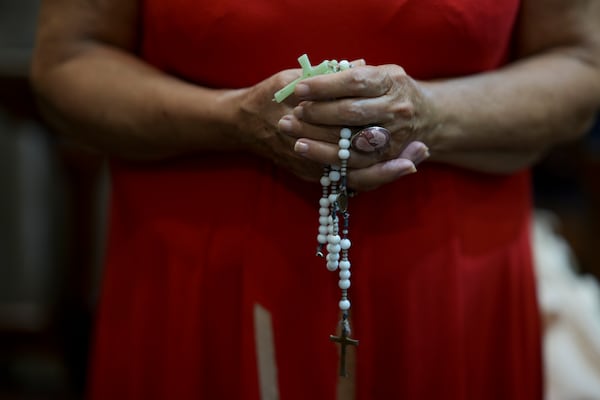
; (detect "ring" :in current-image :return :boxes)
[350,126,391,153]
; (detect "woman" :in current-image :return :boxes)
[31,0,600,399]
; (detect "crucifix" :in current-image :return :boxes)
[329,315,359,377]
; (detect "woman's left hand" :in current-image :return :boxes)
[277,64,435,191]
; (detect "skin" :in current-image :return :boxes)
[30,0,600,192]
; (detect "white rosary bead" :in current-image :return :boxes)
[339,60,351,71]
[338,149,350,160]
[327,262,339,272]
[317,234,328,244]
[339,299,351,311]
[327,243,341,254]
[339,138,351,149]
[329,170,341,182]
[339,260,351,270]
[328,193,337,204]
[320,176,331,186]
[339,279,351,290]
[340,127,352,139]
[319,225,329,235]
[328,234,341,244]
[339,270,351,280]
[327,253,340,261]
[319,198,330,207]
[340,238,352,250]
[319,207,330,216]
[319,216,329,225]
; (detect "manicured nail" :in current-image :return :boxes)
[295,83,310,97]
[398,164,417,176]
[293,105,304,119]
[402,142,430,165]
[414,147,430,165]
[278,116,293,133]
[385,158,417,177]
[294,140,309,153]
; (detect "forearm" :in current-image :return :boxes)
[425,49,600,171]
[31,43,243,159]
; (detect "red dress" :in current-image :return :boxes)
[88,0,543,398]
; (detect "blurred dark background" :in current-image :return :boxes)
[0,1,599,399]
[1,1,107,398]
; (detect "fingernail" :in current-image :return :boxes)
[400,164,417,176]
[293,106,304,119]
[294,140,309,154]
[295,83,309,97]
[278,116,293,133]
[414,147,430,165]
[402,142,430,165]
[385,158,417,177]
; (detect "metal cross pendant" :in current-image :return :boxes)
[329,320,359,377]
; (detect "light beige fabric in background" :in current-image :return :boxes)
[533,210,600,400]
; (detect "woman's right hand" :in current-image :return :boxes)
[232,69,332,183]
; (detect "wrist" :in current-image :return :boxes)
[174,86,248,155]
[417,81,449,158]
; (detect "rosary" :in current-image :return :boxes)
[275,55,390,377]
[316,139,359,378]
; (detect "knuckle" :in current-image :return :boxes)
[348,68,371,91]
[392,101,416,120]
[357,66,405,98]
[388,66,407,80]
[349,66,396,96]
[343,102,369,123]
[381,73,395,93]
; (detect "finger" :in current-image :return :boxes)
[399,141,430,165]
[293,138,376,169]
[347,157,417,192]
[278,115,340,144]
[294,66,392,101]
[293,96,394,127]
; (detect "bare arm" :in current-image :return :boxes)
[30,0,300,164]
[425,0,600,171]
[30,0,257,160]
[282,0,600,182]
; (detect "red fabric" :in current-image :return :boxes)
[88,0,543,399]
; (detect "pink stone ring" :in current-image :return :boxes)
[350,126,391,153]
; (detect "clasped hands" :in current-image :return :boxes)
[278,62,431,191]
[238,61,432,191]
